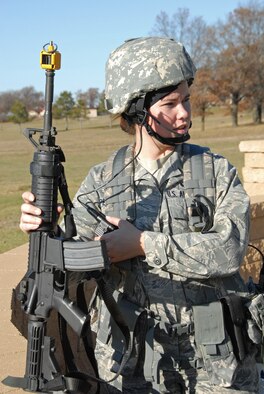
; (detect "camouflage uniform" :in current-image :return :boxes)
[71,144,259,393]
[68,37,259,392]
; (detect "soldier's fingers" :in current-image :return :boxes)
[21,203,42,216]
[20,213,42,225]
[57,204,64,214]
[19,222,41,233]
[19,213,42,233]
[22,191,35,203]
[105,216,121,228]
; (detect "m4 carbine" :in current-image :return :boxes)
[2,42,109,393]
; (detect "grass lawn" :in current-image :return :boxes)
[0,111,263,253]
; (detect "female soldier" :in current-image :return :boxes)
[20,37,259,393]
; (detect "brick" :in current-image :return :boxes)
[239,140,264,152]
[244,152,264,168]
[240,260,262,283]
[250,197,264,218]
[244,183,264,196]
[242,167,264,183]
[241,239,264,283]
[249,217,264,239]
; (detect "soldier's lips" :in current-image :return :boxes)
[173,128,188,135]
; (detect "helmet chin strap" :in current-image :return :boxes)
[141,110,191,146]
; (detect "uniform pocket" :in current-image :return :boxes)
[167,195,188,221]
[193,301,238,387]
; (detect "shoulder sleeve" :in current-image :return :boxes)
[70,161,107,239]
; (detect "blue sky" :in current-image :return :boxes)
[1,0,246,97]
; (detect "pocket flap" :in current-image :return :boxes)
[193,301,225,345]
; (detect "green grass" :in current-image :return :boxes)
[0,112,263,253]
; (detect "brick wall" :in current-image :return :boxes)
[238,140,264,283]
[239,140,264,196]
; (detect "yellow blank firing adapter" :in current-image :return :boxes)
[40,41,61,70]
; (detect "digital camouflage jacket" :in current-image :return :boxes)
[71,143,258,393]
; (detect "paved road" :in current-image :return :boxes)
[0,244,28,394]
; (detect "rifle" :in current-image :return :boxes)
[2,42,109,393]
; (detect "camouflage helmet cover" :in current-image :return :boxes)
[104,37,196,114]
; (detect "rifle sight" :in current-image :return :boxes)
[40,41,61,70]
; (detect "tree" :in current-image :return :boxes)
[150,8,214,67]
[53,91,75,130]
[250,39,264,123]
[71,97,87,120]
[70,97,91,130]
[191,68,218,131]
[151,8,218,127]
[232,2,264,123]
[97,90,108,115]
[0,87,44,121]
[210,44,248,127]
[9,100,29,131]
[151,3,264,126]
[75,91,89,119]
[212,2,264,125]
[0,91,17,121]
[87,88,99,109]
[18,86,44,113]
[74,88,100,120]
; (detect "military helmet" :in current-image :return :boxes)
[104,36,196,114]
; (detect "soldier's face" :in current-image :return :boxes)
[147,81,191,140]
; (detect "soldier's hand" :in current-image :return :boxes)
[95,216,145,263]
[20,191,64,233]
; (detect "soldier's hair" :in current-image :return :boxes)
[120,115,136,135]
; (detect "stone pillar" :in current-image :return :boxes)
[240,195,264,283]
[239,140,264,283]
[239,140,264,196]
